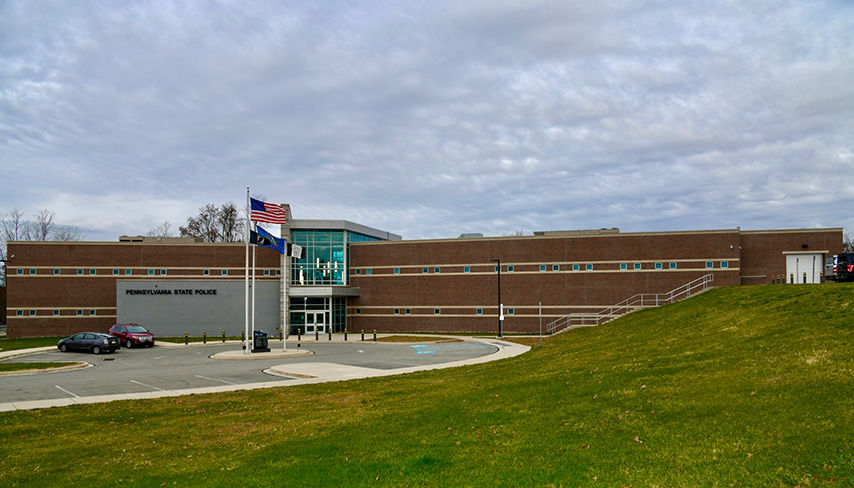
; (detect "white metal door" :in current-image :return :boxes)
[305,312,326,333]
[786,253,822,284]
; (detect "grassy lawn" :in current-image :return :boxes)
[0,362,82,373]
[0,336,63,352]
[0,284,852,486]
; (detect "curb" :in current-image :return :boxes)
[0,362,92,377]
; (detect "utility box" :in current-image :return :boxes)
[252,330,270,353]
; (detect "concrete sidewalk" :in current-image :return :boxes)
[0,336,529,412]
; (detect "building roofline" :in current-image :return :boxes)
[290,219,401,241]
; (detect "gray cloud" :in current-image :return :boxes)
[1,0,852,241]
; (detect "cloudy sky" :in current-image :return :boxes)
[1,0,852,241]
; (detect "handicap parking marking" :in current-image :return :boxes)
[410,345,436,354]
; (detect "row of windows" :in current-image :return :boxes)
[354,261,731,275]
[352,308,517,316]
[14,268,282,276]
[16,309,99,317]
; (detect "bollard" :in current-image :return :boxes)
[185,332,188,345]
[279,326,283,341]
[222,330,226,343]
[328,328,332,341]
[373,330,377,342]
[297,327,302,348]
[315,327,319,341]
[344,328,348,341]
[361,330,364,341]
[203,330,206,344]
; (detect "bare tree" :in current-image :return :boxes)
[218,203,243,242]
[179,203,244,243]
[844,231,853,253]
[1,208,30,241]
[52,226,84,242]
[147,221,174,238]
[31,209,56,241]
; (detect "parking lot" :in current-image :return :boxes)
[0,339,505,407]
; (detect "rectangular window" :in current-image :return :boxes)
[620,263,628,270]
[29,310,36,316]
[355,269,361,275]
[463,266,470,273]
[634,263,642,270]
[572,264,580,271]
[89,309,96,316]
[53,268,60,275]
[507,308,515,315]
[655,262,663,270]
[276,270,281,275]
[112,269,119,275]
[393,308,400,315]
[53,310,60,316]
[721,261,729,268]
[669,262,677,269]
[16,310,23,316]
[539,265,547,272]
[494,266,500,272]
[89,269,96,275]
[366,269,372,275]
[552,264,560,271]
[221,269,228,275]
[586,264,593,271]
[706,261,713,269]
[77,269,83,275]
[76,310,83,316]
[476,308,483,315]
[263,269,270,276]
[405,308,411,315]
[29,268,36,275]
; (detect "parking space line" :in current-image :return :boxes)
[130,379,164,391]
[55,385,79,398]
[195,374,236,385]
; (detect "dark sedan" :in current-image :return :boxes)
[58,332,120,354]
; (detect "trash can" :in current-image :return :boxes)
[252,330,270,353]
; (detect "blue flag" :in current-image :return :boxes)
[251,226,285,254]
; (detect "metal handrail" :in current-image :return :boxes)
[545,273,714,334]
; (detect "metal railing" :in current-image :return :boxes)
[545,273,714,334]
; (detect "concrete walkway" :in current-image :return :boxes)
[0,336,529,412]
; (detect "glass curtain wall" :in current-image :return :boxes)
[289,297,347,334]
[291,230,380,286]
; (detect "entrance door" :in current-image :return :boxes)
[786,253,822,284]
[305,311,326,334]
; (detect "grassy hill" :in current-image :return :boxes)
[1,284,852,487]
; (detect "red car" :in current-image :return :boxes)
[109,324,156,348]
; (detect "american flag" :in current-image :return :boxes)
[250,198,287,224]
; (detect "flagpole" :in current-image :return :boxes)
[244,187,250,355]
[251,223,257,351]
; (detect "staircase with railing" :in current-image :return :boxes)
[545,273,715,335]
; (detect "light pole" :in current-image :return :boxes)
[491,258,503,337]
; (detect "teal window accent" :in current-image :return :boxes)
[276,270,281,275]
[112,269,119,275]
[393,308,400,315]
[53,310,60,316]
[160,269,167,275]
[76,309,83,316]
[507,265,514,272]
[405,308,411,315]
[706,261,713,269]
[147,269,154,275]
[655,262,663,269]
[16,268,23,275]
[721,261,729,268]
[586,264,593,271]
[221,269,228,275]
[572,264,580,271]
[476,308,483,315]
[29,310,36,316]
[16,310,23,316]
[125,269,132,275]
[53,268,60,275]
[507,308,515,315]
[77,269,83,275]
[366,268,372,275]
[394,268,400,274]
[669,262,677,269]
[89,269,96,275]
[263,269,270,276]
[463,266,471,273]
[552,264,560,271]
[89,309,96,316]
[203,269,210,275]
[355,269,361,275]
[29,268,36,275]
[434,267,440,273]
[422,267,429,273]
[494,266,500,272]
[434,308,441,315]
[634,263,642,270]
[539,265,546,271]
[620,263,628,270]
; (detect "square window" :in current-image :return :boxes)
[494,265,500,272]
[29,268,36,275]
[669,262,677,269]
[434,267,440,273]
[434,308,441,315]
[634,263,642,270]
[112,269,119,275]
[355,308,361,314]
[476,308,483,315]
[221,269,228,275]
[125,269,132,275]
[276,270,281,275]
[53,310,60,316]
[539,265,547,272]
[160,269,167,275]
[89,309,96,316]
[572,264,580,271]
[620,263,628,270]
[366,269,372,275]
[586,264,593,271]
[53,268,60,275]
[355,269,361,275]
[29,310,36,316]
[76,309,83,316]
[422,267,429,273]
[16,310,23,316]
[16,268,23,275]
[394,268,400,274]
[148,269,155,275]
[77,269,83,275]
[393,308,400,315]
[507,308,515,315]
[89,269,96,275]
[552,264,560,271]
[721,261,729,268]
[655,262,663,269]
[507,265,514,272]
[463,266,470,273]
[264,269,270,276]
[203,269,210,275]
[405,308,411,315]
[706,261,713,269]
